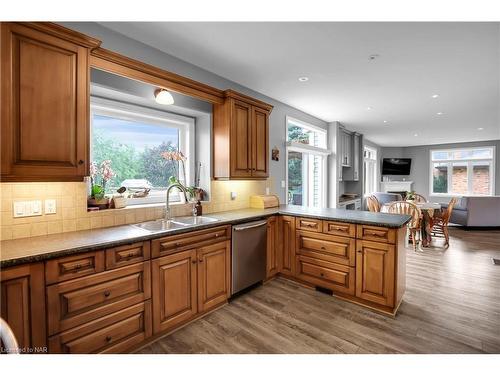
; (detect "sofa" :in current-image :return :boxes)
[442,196,500,227]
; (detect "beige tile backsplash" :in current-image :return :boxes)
[0,179,270,241]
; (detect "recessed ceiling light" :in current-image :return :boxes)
[478,127,484,130]
[368,54,380,61]
[366,107,372,111]
[298,77,309,82]
[437,112,444,115]
[383,120,388,123]
[431,94,439,98]
[414,133,418,137]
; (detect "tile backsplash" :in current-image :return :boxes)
[0,179,270,241]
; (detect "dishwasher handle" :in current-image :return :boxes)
[233,221,267,231]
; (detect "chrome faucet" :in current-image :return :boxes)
[165,183,189,220]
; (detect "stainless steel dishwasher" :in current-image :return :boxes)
[231,220,267,295]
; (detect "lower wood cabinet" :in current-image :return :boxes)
[152,240,231,335]
[266,216,279,278]
[279,216,296,276]
[355,240,395,307]
[48,301,152,354]
[0,263,46,352]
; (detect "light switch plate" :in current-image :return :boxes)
[13,200,43,218]
[45,199,57,214]
[230,192,237,200]
[281,180,286,188]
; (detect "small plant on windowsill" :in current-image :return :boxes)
[88,160,115,209]
[161,151,205,202]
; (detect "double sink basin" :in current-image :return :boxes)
[133,215,220,232]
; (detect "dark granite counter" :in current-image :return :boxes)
[0,205,410,267]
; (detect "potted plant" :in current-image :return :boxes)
[406,191,416,202]
[88,160,115,209]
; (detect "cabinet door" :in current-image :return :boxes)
[251,106,269,178]
[356,240,395,307]
[151,250,198,334]
[266,216,279,278]
[0,263,46,351]
[230,99,252,178]
[197,241,230,313]
[1,23,89,181]
[279,216,296,276]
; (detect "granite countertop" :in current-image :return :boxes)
[0,205,410,267]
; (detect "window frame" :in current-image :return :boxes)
[429,146,495,197]
[285,117,330,208]
[90,96,195,205]
[363,146,378,197]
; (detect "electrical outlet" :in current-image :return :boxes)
[230,192,237,200]
[265,187,270,195]
[45,199,57,214]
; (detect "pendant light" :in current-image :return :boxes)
[154,88,174,105]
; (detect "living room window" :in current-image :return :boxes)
[363,146,378,196]
[286,117,329,208]
[430,147,495,196]
[90,97,195,205]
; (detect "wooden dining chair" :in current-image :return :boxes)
[430,197,457,247]
[388,201,422,250]
[366,195,381,212]
[407,193,428,203]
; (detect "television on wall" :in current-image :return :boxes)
[382,158,412,175]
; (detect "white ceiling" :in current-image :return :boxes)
[99,22,500,147]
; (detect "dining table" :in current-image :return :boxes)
[381,201,442,247]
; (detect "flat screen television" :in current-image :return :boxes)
[382,158,412,175]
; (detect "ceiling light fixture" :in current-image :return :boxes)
[431,94,439,98]
[366,107,372,111]
[368,54,380,61]
[414,133,418,137]
[298,77,309,82]
[155,89,174,105]
[478,127,484,130]
[383,120,388,123]
[436,112,443,115]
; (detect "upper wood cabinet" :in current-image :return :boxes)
[0,22,100,182]
[213,90,273,179]
[1,263,46,352]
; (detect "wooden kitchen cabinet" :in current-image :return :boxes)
[151,249,198,334]
[152,236,231,334]
[213,90,272,179]
[197,241,231,312]
[279,216,296,276]
[0,22,100,182]
[355,240,395,307]
[266,216,280,278]
[0,263,46,352]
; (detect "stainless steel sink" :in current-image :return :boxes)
[172,216,219,226]
[133,219,186,232]
[133,216,219,232]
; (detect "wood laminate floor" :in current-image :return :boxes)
[137,227,500,354]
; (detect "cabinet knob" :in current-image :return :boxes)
[320,273,325,277]
[199,259,204,263]
[320,246,326,250]
[78,160,84,165]
[106,336,112,342]
[104,291,111,297]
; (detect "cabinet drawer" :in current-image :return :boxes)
[106,241,151,270]
[296,217,322,232]
[47,261,151,335]
[322,221,356,238]
[49,301,151,354]
[357,225,395,244]
[296,255,355,295]
[296,231,355,267]
[151,225,231,258]
[46,251,105,285]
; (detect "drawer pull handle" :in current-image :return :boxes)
[199,259,204,263]
[106,336,112,342]
[126,253,136,259]
[175,242,182,247]
[332,226,345,231]
[320,273,325,277]
[367,231,385,237]
[104,291,111,297]
[320,246,326,250]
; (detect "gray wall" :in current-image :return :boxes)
[63,22,328,203]
[381,140,500,203]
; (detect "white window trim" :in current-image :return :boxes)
[90,96,195,205]
[429,146,495,197]
[363,146,378,197]
[285,116,330,207]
